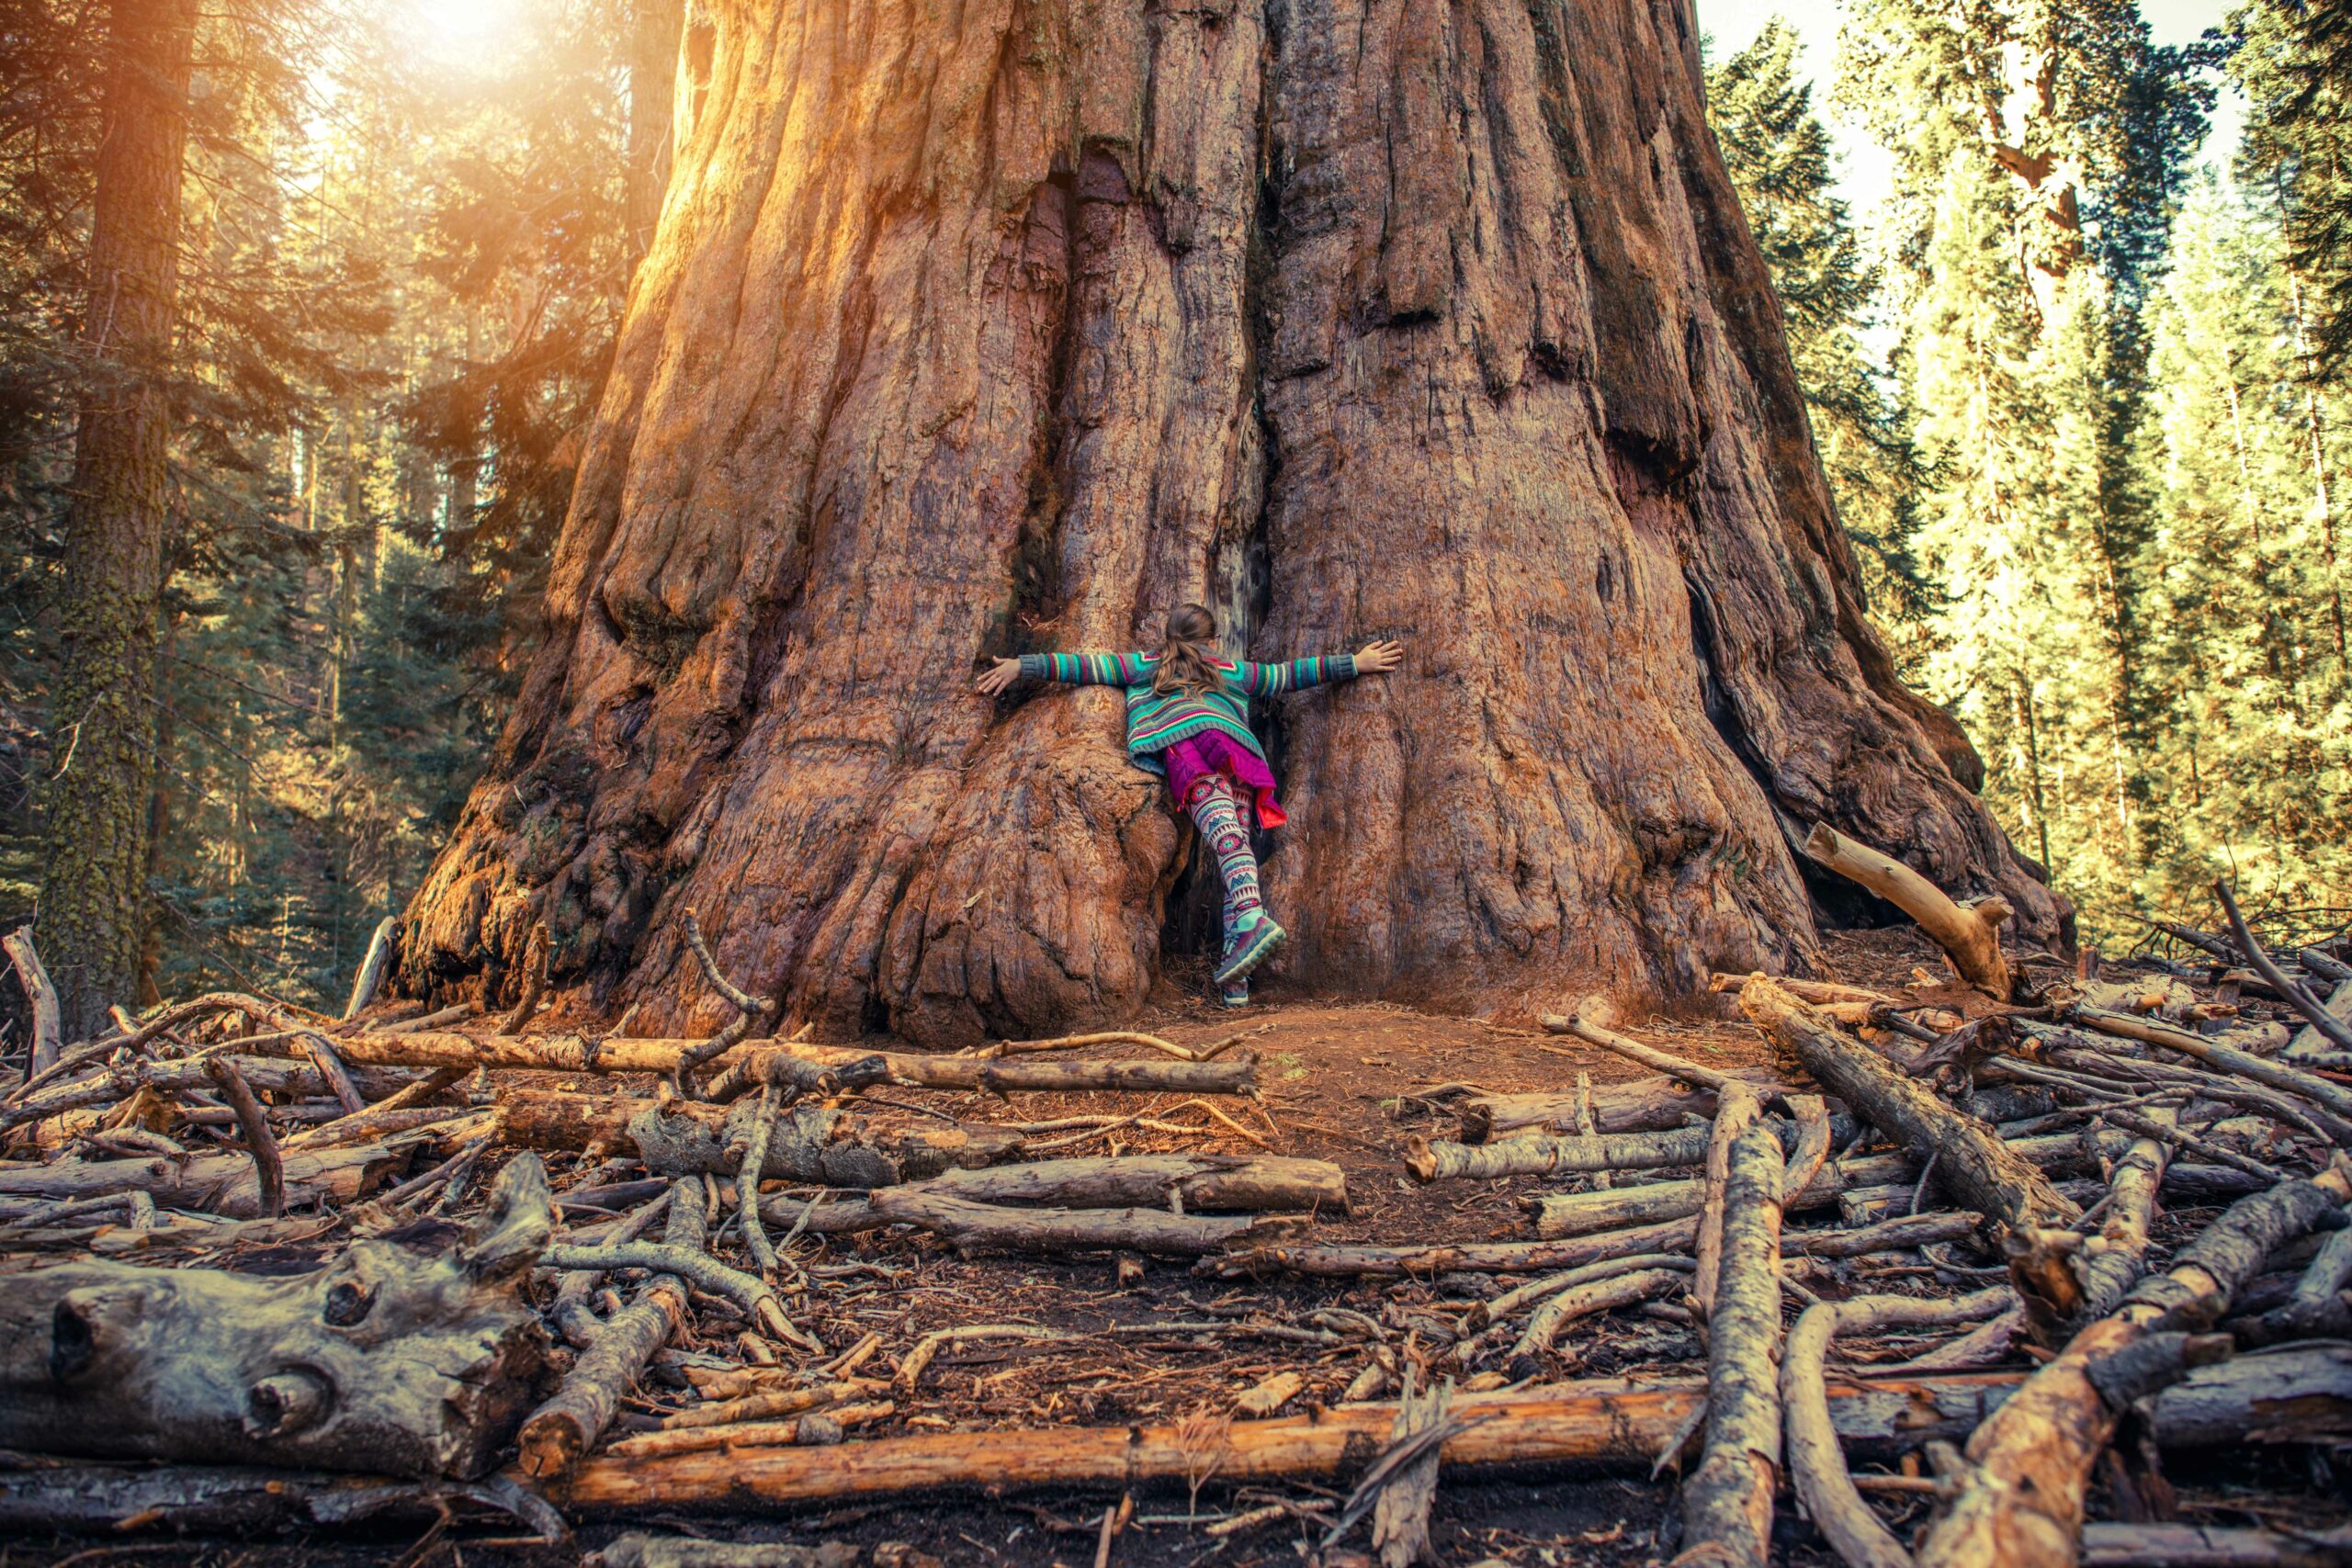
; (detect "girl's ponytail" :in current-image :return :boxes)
[1150,603,1227,696]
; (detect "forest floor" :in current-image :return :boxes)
[6,929,2345,1568]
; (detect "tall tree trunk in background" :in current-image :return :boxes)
[402,0,2067,1045]
[40,0,198,1038]
[624,0,684,283]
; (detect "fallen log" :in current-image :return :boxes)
[2146,1341,2352,1446]
[865,1188,1308,1258]
[1802,823,2012,996]
[0,1155,553,1477]
[1674,1122,1784,1568]
[0,1461,563,1538]
[0,1137,412,1217]
[2080,1523,2352,1568]
[496,1090,1025,1186]
[1917,1165,2352,1568]
[1405,1123,1712,1183]
[542,1371,2025,1513]
[1691,1081,1768,1325]
[1,1053,427,1137]
[2215,880,2352,1055]
[918,1153,1346,1213]
[328,1031,1259,1095]
[1502,1268,1688,1371]
[1740,976,2077,1234]
[1453,1076,1746,1142]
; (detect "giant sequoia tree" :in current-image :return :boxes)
[401,0,2066,1045]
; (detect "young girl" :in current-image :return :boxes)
[977,605,1403,1005]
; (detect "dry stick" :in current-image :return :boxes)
[1506,1268,1687,1371]
[1673,1121,1785,1568]
[341,917,399,1021]
[867,1188,1305,1258]
[895,1325,1069,1393]
[202,1055,284,1219]
[673,908,776,1096]
[381,1000,481,1034]
[2072,1005,2352,1143]
[1917,1164,2352,1568]
[735,1081,779,1275]
[1365,1371,1451,1568]
[297,1030,368,1117]
[602,1402,894,1459]
[518,1178,706,1480]
[1547,997,1747,1091]
[2215,880,2352,1053]
[1802,822,2012,997]
[2,927,62,1076]
[1741,976,2079,1235]
[978,1031,1197,1061]
[498,924,549,1036]
[2100,1105,2280,1181]
[539,1242,801,1343]
[1782,1286,2014,1568]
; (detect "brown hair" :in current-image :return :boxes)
[1150,603,1227,696]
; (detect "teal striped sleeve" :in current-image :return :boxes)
[1233,652,1357,695]
[1017,651,1156,686]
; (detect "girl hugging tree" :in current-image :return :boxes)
[978,604,1403,1007]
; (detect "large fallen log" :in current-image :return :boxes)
[1917,1166,2352,1568]
[2072,1005,2352,1144]
[1802,823,2013,996]
[2080,1523,2352,1568]
[327,1031,1259,1095]
[865,1188,1307,1258]
[537,1348,2334,1518]
[0,1137,413,1217]
[497,1090,1024,1186]
[1739,976,2077,1234]
[1674,1122,1784,1568]
[0,1155,553,1477]
[542,1371,2018,1513]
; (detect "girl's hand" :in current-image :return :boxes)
[975,656,1023,695]
[1353,639,1405,675]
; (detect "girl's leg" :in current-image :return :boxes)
[1183,776,1283,988]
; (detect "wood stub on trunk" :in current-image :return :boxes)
[0,1155,553,1478]
[1738,976,2077,1235]
[342,918,399,1022]
[393,0,2063,1043]
[1802,824,2014,997]
[1674,1122,1784,1568]
[3,928,62,1075]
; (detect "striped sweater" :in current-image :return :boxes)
[1016,649,1359,771]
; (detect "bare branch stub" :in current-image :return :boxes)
[672,908,778,1097]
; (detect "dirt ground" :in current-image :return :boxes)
[5,931,2335,1567]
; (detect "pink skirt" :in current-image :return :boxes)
[1160,731,1286,828]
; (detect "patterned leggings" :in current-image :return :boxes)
[1182,774,1264,956]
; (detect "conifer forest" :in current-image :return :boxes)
[3,0,2352,1564]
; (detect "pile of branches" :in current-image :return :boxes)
[1,853,2349,1568]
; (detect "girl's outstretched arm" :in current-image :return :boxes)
[974,650,1154,694]
[1233,639,1404,695]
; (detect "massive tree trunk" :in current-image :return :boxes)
[623,0,685,282]
[401,0,2065,1045]
[38,0,198,1039]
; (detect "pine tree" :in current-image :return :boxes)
[2230,0,2352,378]
[1705,20,1935,660]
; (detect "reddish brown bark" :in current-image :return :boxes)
[401,0,2064,1044]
